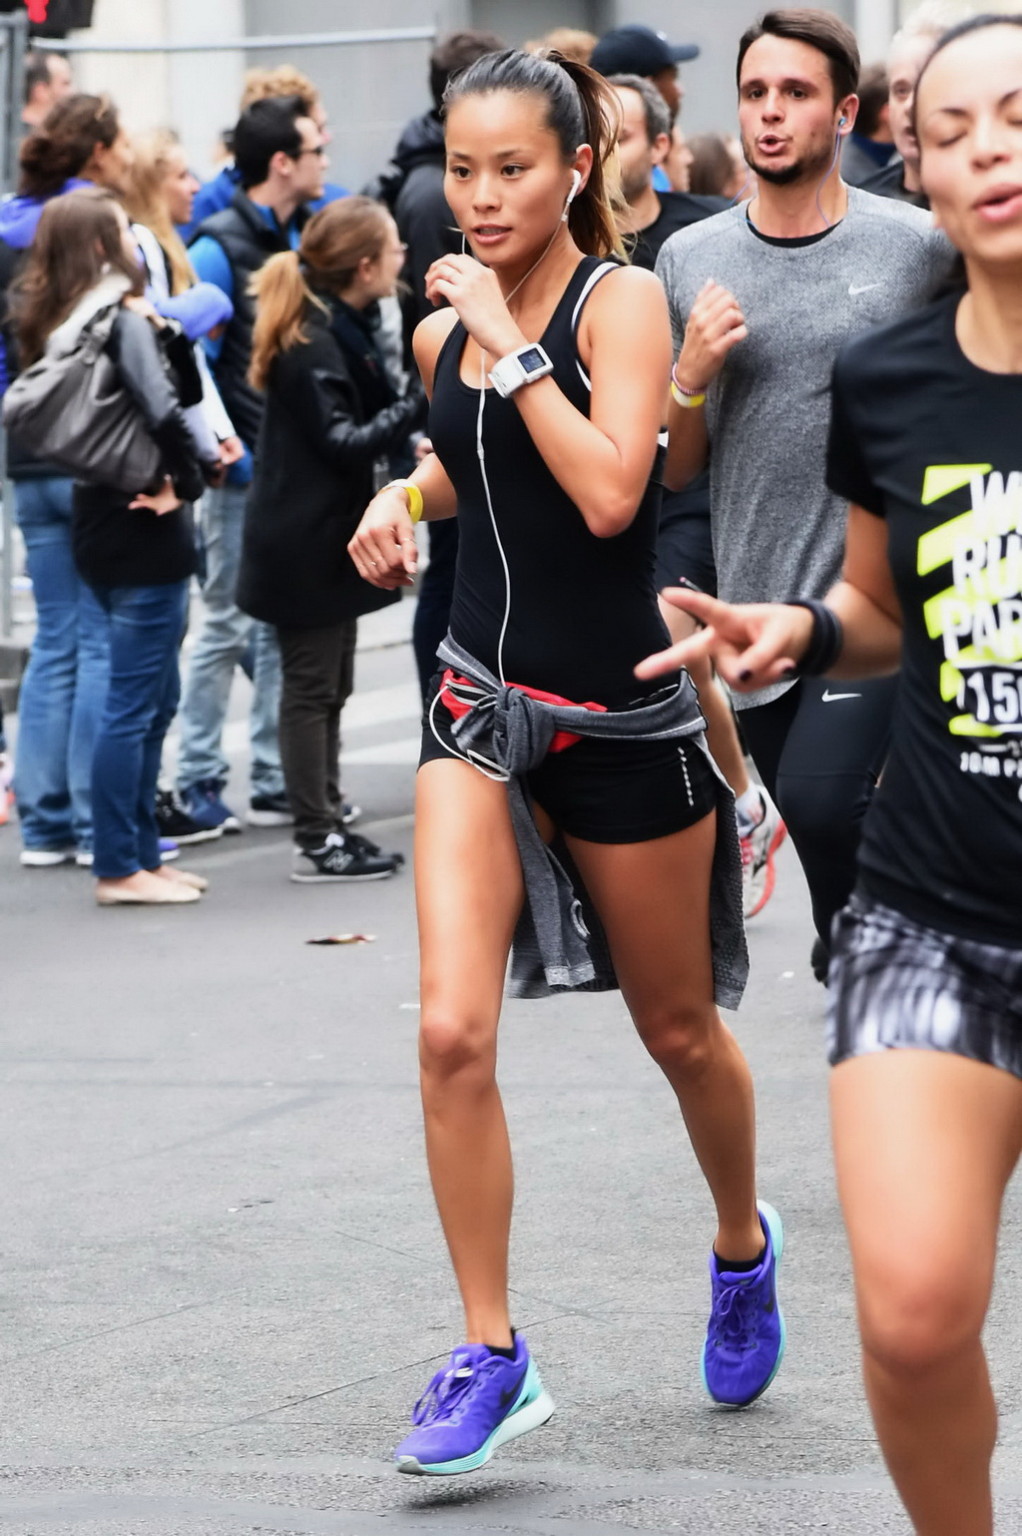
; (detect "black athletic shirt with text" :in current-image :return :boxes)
[827,290,1022,945]
[428,256,669,707]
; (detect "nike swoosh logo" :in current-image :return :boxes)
[848,282,881,295]
[499,1369,529,1409]
[821,689,862,702]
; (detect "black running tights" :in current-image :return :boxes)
[739,675,898,950]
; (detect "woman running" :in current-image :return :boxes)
[639,17,1022,1532]
[349,48,783,1476]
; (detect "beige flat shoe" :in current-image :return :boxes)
[96,874,200,906]
[154,867,209,893]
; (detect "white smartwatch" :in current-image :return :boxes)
[488,343,554,399]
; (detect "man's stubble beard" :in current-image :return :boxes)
[741,137,836,189]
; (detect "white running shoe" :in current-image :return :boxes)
[739,788,786,919]
[20,846,76,868]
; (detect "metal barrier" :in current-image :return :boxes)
[36,25,436,53]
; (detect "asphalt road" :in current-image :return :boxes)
[4,604,1022,1534]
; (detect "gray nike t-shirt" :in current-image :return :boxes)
[655,186,954,707]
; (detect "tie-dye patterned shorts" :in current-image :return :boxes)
[828,890,1022,1077]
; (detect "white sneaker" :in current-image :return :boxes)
[739,789,786,919]
[20,846,76,868]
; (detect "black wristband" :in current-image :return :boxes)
[785,600,844,676]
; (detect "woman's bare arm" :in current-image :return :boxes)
[348,310,458,589]
[426,256,671,538]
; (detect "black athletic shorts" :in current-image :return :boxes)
[418,672,717,844]
[828,889,1022,1078]
[655,485,717,598]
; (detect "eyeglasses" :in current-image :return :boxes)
[294,145,327,158]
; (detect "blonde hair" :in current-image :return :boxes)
[524,28,598,65]
[249,196,391,390]
[123,128,194,296]
[894,0,976,45]
[240,65,320,116]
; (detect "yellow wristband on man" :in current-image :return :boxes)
[382,478,424,524]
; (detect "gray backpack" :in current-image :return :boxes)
[3,298,161,495]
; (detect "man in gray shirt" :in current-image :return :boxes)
[655,6,952,970]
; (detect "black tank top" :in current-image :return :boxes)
[429,255,669,707]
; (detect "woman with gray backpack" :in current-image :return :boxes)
[7,187,220,905]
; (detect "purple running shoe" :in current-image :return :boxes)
[702,1200,785,1407]
[395,1333,554,1475]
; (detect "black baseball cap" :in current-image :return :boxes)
[590,24,700,78]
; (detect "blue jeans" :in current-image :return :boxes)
[13,477,110,853]
[175,482,283,797]
[90,581,189,880]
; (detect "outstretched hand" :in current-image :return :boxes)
[636,587,814,690]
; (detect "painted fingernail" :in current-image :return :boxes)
[738,669,752,682]
[781,666,798,680]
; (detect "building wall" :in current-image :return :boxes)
[62,0,930,196]
[71,0,244,181]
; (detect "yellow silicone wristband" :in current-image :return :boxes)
[670,381,706,409]
[383,479,424,524]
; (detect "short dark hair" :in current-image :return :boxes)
[737,9,860,104]
[429,29,504,113]
[855,62,889,136]
[607,73,671,143]
[23,49,54,105]
[233,95,305,190]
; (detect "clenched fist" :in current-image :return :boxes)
[674,280,748,393]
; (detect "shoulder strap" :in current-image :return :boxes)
[431,312,465,384]
[571,260,618,337]
[571,260,618,392]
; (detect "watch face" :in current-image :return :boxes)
[518,346,547,374]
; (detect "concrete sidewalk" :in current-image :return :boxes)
[3,631,1022,1534]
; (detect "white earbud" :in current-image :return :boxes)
[562,169,583,220]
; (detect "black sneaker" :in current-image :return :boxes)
[248,791,293,828]
[291,831,400,883]
[155,788,224,846]
[340,799,361,826]
[811,936,830,985]
[344,828,405,867]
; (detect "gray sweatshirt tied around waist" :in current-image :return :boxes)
[433,635,749,1009]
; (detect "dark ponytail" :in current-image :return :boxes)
[443,47,625,260]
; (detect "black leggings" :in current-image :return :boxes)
[739,675,897,949]
[276,619,357,850]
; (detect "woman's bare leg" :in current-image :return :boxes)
[658,598,751,802]
[415,758,525,1346]
[832,1051,1022,1536]
[565,813,761,1261]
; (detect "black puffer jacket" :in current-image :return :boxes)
[372,110,460,331]
[238,298,428,630]
[190,189,308,449]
